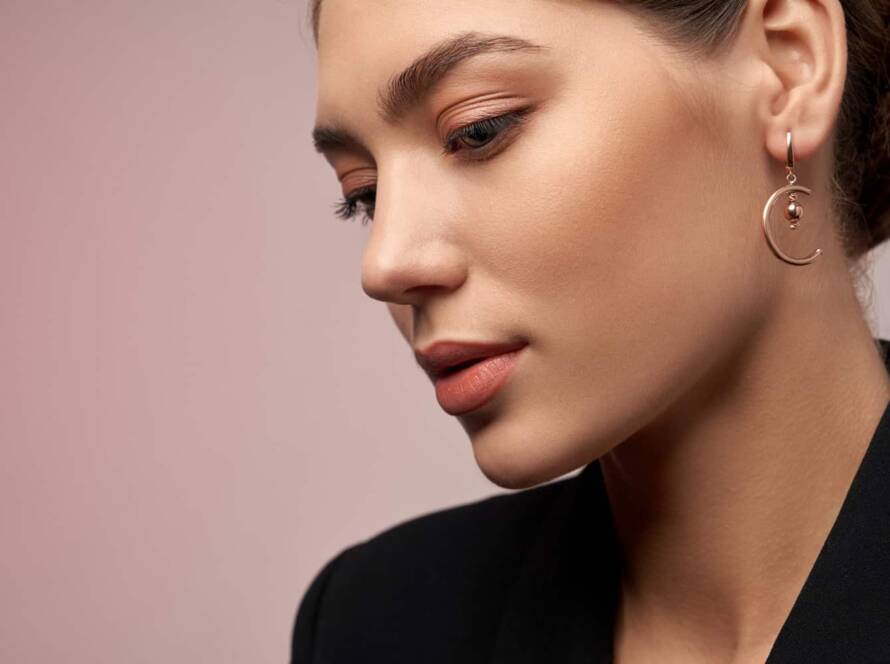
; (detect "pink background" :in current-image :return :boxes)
[2,1,889,661]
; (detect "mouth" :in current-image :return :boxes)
[431,345,526,416]
[414,339,528,381]
[438,357,486,376]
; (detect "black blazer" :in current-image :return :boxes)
[292,338,890,663]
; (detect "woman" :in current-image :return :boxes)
[293,0,890,661]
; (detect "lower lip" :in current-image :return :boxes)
[434,347,525,415]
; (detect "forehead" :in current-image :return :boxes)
[314,0,585,121]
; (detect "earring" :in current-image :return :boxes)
[761,129,823,265]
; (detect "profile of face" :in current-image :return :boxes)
[313,0,841,489]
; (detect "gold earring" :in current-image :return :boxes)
[761,129,823,265]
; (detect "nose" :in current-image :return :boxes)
[360,189,467,306]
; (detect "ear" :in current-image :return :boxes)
[743,0,848,164]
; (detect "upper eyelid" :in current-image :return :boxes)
[343,106,535,200]
[442,108,531,151]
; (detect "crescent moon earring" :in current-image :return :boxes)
[761,129,823,265]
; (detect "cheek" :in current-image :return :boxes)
[483,48,768,358]
[464,46,774,461]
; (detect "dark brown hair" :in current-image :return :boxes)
[308,0,890,261]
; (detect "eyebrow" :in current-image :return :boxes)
[311,31,548,156]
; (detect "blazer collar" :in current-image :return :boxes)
[490,337,890,663]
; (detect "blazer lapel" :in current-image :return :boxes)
[764,351,890,661]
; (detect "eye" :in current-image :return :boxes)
[442,107,534,158]
[332,184,375,226]
[330,106,535,225]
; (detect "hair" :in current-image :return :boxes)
[307,0,890,263]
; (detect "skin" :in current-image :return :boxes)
[312,0,890,661]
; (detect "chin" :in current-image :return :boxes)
[467,420,587,490]
[475,458,546,491]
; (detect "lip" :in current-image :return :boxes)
[414,340,528,415]
[414,340,528,380]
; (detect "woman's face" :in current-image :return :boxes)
[313,0,790,488]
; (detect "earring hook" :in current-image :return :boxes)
[785,130,797,185]
[786,129,794,170]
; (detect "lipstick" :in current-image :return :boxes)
[432,347,524,415]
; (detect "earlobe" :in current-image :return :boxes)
[750,0,848,164]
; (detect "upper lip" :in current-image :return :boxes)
[414,339,527,380]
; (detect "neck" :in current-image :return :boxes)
[600,259,890,662]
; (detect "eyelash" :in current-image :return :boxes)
[331,107,534,225]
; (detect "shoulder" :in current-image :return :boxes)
[291,474,576,664]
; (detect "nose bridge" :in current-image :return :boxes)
[360,165,466,305]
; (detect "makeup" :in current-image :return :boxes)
[433,347,524,415]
